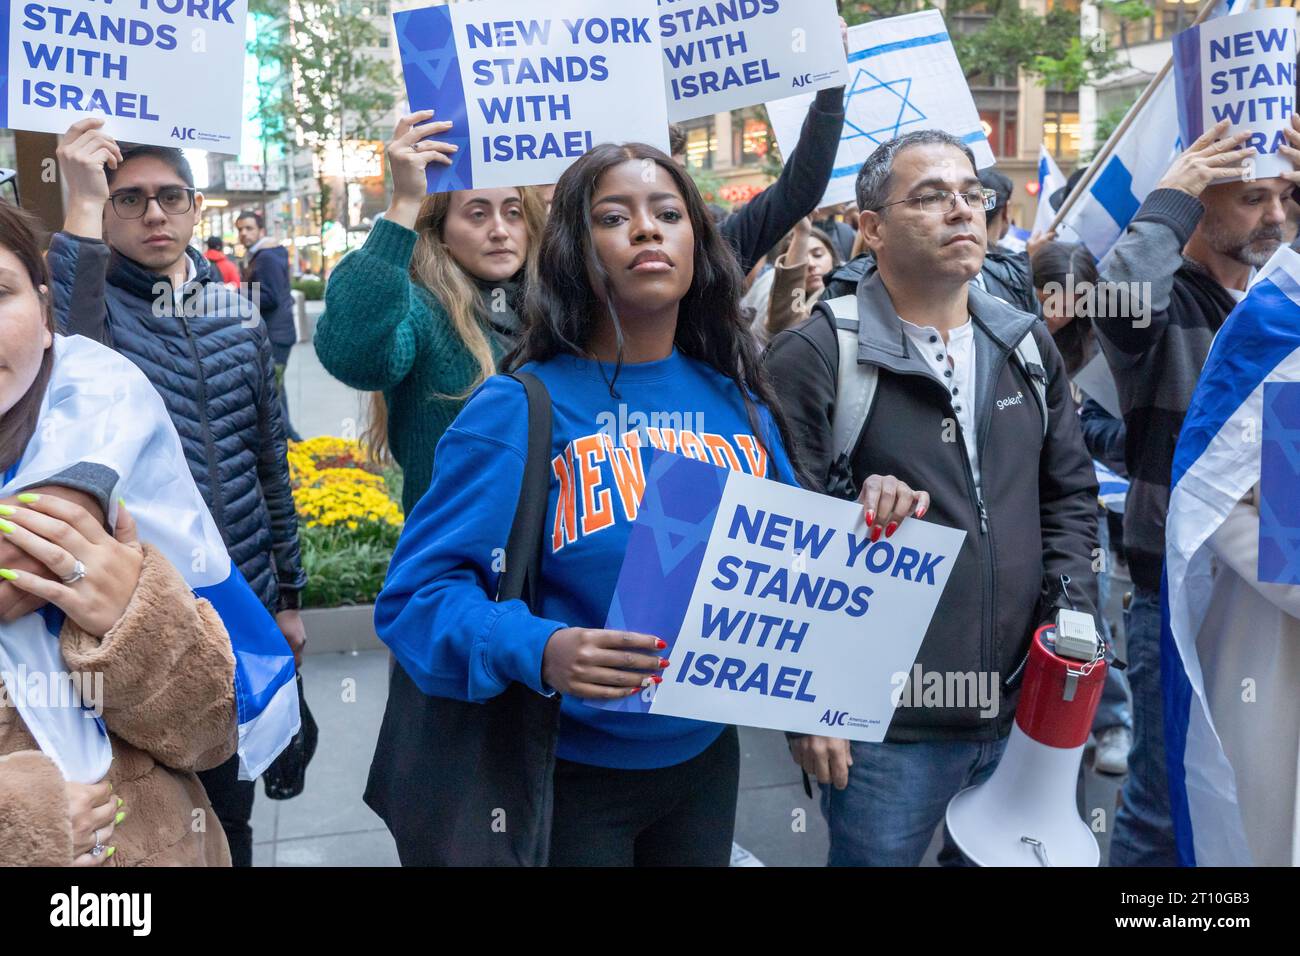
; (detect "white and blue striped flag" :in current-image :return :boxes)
[1094,460,1129,514]
[1062,0,1242,259]
[0,335,299,783]
[1033,145,1067,238]
[1164,245,1300,865]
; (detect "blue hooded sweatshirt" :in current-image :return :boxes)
[374,349,798,769]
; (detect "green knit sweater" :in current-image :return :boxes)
[315,217,508,515]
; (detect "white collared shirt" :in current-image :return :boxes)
[173,253,198,311]
[898,315,981,491]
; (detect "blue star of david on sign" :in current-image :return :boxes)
[840,67,927,146]
[641,507,715,577]
[397,24,457,91]
[395,7,473,191]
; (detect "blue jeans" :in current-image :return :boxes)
[1109,587,1178,866]
[1092,516,1133,733]
[1094,657,1133,733]
[821,737,1008,866]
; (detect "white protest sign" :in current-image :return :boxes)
[660,0,847,122]
[2,0,247,152]
[593,451,965,741]
[1173,6,1296,181]
[766,10,994,209]
[395,0,669,192]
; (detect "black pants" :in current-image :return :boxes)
[548,726,739,867]
[198,753,256,867]
[271,341,302,443]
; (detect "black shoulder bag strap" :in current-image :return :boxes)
[498,372,551,607]
[364,371,559,866]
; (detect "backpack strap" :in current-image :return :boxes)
[824,295,879,463]
[1011,331,1050,441]
[498,372,552,609]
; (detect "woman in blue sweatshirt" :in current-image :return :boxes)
[375,143,927,866]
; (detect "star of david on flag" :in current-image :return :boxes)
[766,9,995,209]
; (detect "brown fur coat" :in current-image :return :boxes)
[0,545,237,865]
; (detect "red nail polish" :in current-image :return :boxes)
[627,686,640,696]
[659,659,670,669]
[651,675,663,685]
[916,506,927,519]
[655,638,667,649]
[865,510,875,526]
[870,525,882,543]
[885,522,898,538]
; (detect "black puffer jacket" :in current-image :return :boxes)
[48,232,306,613]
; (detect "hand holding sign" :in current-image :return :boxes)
[1155,119,1256,199]
[1274,113,1300,191]
[57,118,124,241]
[859,474,930,542]
[386,110,460,229]
[542,627,668,699]
[1173,7,1297,182]
[595,451,961,743]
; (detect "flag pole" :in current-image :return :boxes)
[1048,0,1226,233]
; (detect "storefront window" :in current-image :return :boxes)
[732,108,771,167]
[1044,111,1081,162]
[684,123,716,171]
[1107,0,1201,47]
[1045,88,1081,162]
[978,108,1018,159]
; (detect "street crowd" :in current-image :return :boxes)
[0,42,1297,867]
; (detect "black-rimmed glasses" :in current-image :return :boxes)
[109,186,196,219]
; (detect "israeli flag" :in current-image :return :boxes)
[1164,245,1300,865]
[1062,0,1241,259]
[1094,460,1129,514]
[0,335,299,782]
[1032,145,1067,238]
[999,224,1030,254]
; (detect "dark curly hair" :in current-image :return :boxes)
[511,141,808,485]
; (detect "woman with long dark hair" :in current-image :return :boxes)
[374,143,926,865]
[1030,240,1099,376]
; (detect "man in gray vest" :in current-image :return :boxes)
[765,130,1100,866]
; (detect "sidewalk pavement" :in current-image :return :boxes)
[253,647,1123,867]
[267,332,1126,867]
[282,306,371,441]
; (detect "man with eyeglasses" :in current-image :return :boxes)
[1090,116,1300,867]
[764,129,1100,866]
[45,117,309,868]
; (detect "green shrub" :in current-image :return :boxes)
[299,520,402,609]
[293,277,325,301]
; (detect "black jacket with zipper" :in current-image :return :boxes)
[47,231,306,614]
[764,264,1099,741]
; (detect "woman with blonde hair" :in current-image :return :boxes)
[315,110,547,512]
